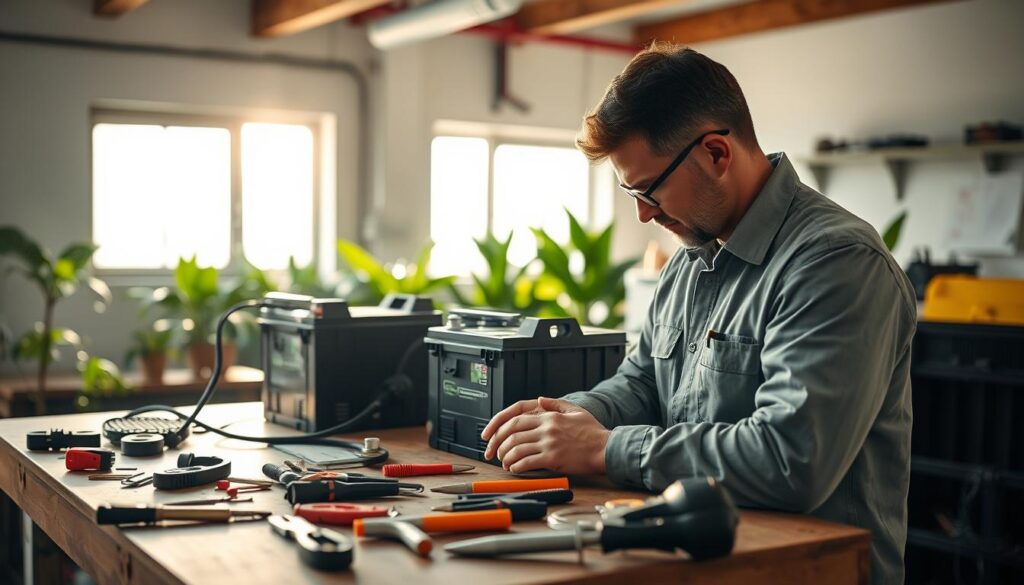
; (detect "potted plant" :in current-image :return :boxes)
[530,210,639,328]
[0,226,125,414]
[124,321,176,386]
[336,240,457,307]
[447,231,545,314]
[132,256,275,381]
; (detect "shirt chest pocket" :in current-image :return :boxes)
[697,332,763,422]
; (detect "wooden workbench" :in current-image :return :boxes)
[0,403,870,584]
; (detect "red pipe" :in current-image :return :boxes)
[466,21,640,54]
[350,6,640,55]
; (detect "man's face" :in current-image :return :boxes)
[609,136,729,248]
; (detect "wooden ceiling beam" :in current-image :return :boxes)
[516,0,688,36]
[252,0,392,38]
[635,0,964,46]
[93,0,150,17]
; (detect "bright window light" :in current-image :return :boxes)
[492,144,589,267]
[241,123,314,270]
[429,136,489,276]
[92,123,231,269]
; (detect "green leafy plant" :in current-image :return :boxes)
[287,256,337,298]
[132,256,275,347]
[123,322,177,366]
[882,211,907,252]
[448,232,543,313]
[531,210,639,328]
[0,226,125,414]
[336,240,456,306]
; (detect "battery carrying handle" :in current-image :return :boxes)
[516,317,583,341]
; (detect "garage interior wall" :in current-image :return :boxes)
[1,0,1022,375]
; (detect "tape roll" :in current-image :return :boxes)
[121,433,165,457]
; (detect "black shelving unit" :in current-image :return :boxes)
[907,321,1024,585]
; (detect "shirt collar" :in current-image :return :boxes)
[720,152,798,266]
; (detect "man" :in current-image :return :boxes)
[481,44,915,584]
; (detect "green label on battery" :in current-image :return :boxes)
[443,380,486,401]
[470,363,489,385]
[443,380,458,397]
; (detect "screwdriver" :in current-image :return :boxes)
[431,499,547,521]
[431,477,569,494]
[96,504,270,525]
[382,463,475,478]
[452,488,574,504]
[355,509,512,537]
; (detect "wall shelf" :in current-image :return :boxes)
[798,142,1024,200]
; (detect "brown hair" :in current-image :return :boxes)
[577,43,758,161]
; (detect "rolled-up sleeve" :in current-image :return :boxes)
[562,279,664,487]
[583,243,913,510]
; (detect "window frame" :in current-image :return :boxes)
[89,108,322,281]
[429,126,612,278]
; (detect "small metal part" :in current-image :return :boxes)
[546,507,604,531]
[89,473,141,480]
[361,437,381,455]
[446,314,464,330]
[165,496,254,506]
[120,474,154,489]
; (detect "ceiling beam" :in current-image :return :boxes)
[252,0,392,38]
[93,0,150,17]
[516,0,687,36]
[635,0,963,46]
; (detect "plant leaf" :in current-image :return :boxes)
[337,240,396,298]
[566,209,591,256]
[881,211,906,252]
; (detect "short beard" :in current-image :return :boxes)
[662,167,726,248]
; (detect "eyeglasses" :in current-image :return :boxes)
[620,128,730,208]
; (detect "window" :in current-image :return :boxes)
[429,132,612,276]
[91,112,317,272]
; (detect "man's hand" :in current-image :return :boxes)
[480,397,609,475]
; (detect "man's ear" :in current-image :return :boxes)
[703,135,732,178]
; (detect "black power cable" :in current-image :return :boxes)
[109,298,424,464]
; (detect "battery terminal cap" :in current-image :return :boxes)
[446,314,464,330]
[362,437,382,455]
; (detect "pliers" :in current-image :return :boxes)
[269,514,353,571]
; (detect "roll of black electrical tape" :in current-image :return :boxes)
[121,433,165,457]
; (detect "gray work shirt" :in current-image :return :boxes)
[563,153,915,585]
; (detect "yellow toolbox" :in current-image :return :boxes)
[922,275,1024,325]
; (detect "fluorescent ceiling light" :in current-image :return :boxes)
[368,0,523,50]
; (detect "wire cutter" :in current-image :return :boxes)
[268,514,354,571]
[293,502,391,526]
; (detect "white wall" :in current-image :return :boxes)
[693,0,1024,274]
[0,0,374,374]
[2,0,1022,377]
[371,32,640,264]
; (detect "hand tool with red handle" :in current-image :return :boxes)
[293,503,390,526]
[354,509,513,536]
[430,477,569,494]
[65,448,115,471]
[382,463,475,477]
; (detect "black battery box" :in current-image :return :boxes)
[425,309,626,463]
[259,292,442,432]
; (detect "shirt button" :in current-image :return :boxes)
[687,342,697,353]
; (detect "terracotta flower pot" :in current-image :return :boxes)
[186,342,237,381]
[136,352,167,386]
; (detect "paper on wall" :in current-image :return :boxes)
[944,171,1024,255]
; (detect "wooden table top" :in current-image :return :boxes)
[0,403,870,585]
